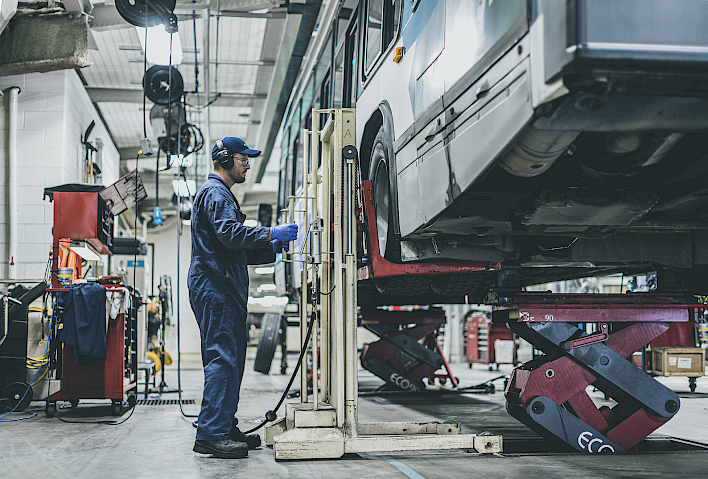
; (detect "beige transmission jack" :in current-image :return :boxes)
[265,108,502,460]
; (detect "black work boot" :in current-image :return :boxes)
[230,425,262,449]
[193,439,248,459]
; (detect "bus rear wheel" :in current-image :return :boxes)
[369,126,400,262]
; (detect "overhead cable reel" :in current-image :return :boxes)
[172,193,193,220]
[150,103,185,138]
[115,0,178,33]
[143,65,184,106]
[159,124,204,156]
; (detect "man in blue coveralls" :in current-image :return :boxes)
[189,137,298,459]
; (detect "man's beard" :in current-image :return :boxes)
[231,170,246,183]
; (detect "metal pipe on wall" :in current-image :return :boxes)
[6,86,20,280]
[202,4,212,183]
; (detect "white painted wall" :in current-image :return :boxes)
[149,219,202,362]
[0,70,119,281]
[442,304,473,364]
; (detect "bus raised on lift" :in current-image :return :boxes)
[276,0,708,304]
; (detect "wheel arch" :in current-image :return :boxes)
[360,100,401,236]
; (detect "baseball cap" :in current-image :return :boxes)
[211,137,261,160]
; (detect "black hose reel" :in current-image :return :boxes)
[143,65,184,105]
[115,0,178,33]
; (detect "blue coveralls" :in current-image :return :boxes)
[188,173,275,441]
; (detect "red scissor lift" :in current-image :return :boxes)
[499,291,689,453]
[360,308,460,391]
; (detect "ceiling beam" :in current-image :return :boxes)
[90,2,132,31]
[217,10,286,19]
[179,0,284,11]
[86,87,266,104]
[126,58,276,67]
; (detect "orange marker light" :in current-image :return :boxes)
[393,47,405,63]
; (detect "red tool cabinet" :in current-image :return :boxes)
[465,311,517,370]
[46,288,138,416]
[43,187,137,417]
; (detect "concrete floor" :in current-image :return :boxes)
[1,354,708,479]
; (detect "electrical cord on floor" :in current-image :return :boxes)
[54,402,137,425]
[0,410,41,422]
[242,309,317,435]
[0,327,51,422]
[189,307,317,432]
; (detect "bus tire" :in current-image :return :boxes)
[430,273,493,297]
[369,126,401,262]
[374,275,433,296]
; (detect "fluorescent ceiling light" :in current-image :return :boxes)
[179,155,193,167]
[173,179,196,197]
[170,154,192,168]
[248,296,288,307]
[257,284,277,292]
[244,219,257,227]
[137,26,183,65]
[254,267,274,275]
[69,240,101,261]
[182,219,191,226]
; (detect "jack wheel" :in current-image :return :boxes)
[254,313,282,374]
[468,363,473,369]
[3,382,33,412]
[45,401,56,418]
[110,400,122,416]
[128,393,137,408]
[69,399,79,408]
[689,377,697,393]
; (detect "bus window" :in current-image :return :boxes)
[315,32,333,108]
[302,109,312,173]
[365,0,384,73]
[385,0,401,46]
[344,19,358,107]
[279,125,291,207]
[302,72,315,119]
[320,72,332,111]
[278,150,288,211]
[318,70,331,167]
[337,0,358,46]
[294,132,304,194]
[333,44,345,108]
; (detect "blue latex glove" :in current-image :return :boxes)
[271,240,290,253]
[271,223,298,242]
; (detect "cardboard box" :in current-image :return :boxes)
[652,347,705,377]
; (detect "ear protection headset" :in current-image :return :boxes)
[214,139,234,169]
